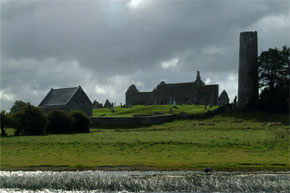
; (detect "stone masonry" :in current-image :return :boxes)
[238,31,258,106]
[126,71,219,106]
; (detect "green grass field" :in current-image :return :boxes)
[92,105,218,117]
[1,111,289,171]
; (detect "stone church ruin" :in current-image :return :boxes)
[126,71,223,106]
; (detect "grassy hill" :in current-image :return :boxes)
[93,105,218,117]
[1,111,289,171]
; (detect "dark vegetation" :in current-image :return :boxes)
[14,104,47,135]
[71,111,90,133]
[47,110,74,134]
[258,46,289,112]
[0,101,90,136]
[47,110,90,134]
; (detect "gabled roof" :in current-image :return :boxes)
[219,90,229,98]
[126,84,139,93]
[39,86,79,106]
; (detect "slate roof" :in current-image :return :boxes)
[39,87,79,106]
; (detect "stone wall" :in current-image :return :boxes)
[196,85,219,105]
[66,88,92,116]
[154,82,197,104]
[126,92,154,105]
[90,104,246,126]
[90,114,174,126]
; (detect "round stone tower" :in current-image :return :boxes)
[238,31,258,107]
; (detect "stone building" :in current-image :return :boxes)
[126,71,219,106]
[218,90,229,106]
[93,100,103,108]
[238,31,258,107]
[39,86,92,116]
[92,100,99,108]
[104,99,113,108]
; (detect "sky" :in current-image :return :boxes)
[1,0,289,111]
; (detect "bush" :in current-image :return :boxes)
[12,104,47,135]
[71,111,90,133]
[11,111,24,135]
[47,109,74,134]
[259,86,289,112]
[1,111,8,136]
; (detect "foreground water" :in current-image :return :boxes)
[0,170,289,192]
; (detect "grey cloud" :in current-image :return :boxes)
[1,0,289,110]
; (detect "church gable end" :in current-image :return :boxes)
[66,86,92,116]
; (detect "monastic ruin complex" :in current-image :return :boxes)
[126,31,258,108]
[126,71,223,106]
[38,31,257,114]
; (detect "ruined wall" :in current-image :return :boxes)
[126,92,154,105]
[154,83,197,104]
[238,31,258,106]
[125,71,219,106]
[218,90,229,106]
[126,83,218,105]
[66,88,92,116]
[196,85,219,105]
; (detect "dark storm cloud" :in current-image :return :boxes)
[1,0,289,110]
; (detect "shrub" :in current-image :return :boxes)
[47,109,74,134]
[259,86,289,112]
[1,110,8,136]
[12,104,47,135]
[11,111,24,136]
[71,111,90,133]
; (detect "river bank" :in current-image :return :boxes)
[1,165,289,173]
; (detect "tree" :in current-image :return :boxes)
[10,100,29,114]
[12,104,47,135]
[279,46,290,86]
[21,104,47,135]
[258,46,289,112]
[0,111,8,136]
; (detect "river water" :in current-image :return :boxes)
[0,170,289,192]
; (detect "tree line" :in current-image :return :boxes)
[1,101,90,137]
[258,46,289,112]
